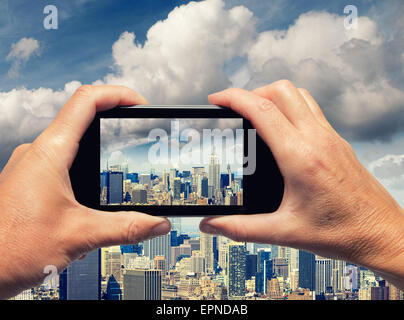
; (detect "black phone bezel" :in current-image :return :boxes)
[70,105,284,216]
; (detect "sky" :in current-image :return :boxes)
[100,118,244,175]
[1,0,403,232]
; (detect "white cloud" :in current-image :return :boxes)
[369,154,404,189]
[95,0,256,104]
[6,37,40,78]
[241,11,404,140]
[0,81,81,164]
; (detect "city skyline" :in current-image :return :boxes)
[26,217,403,300]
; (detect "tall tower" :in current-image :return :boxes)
[299,250,315,291]
[121,160,129,180]
[315,256,332,295]
[200,232,214,274]
[208,148,220,196]
[227,164,232,188]
[143,234,171,272]
[65,249,101,300]
[226,242,246,297]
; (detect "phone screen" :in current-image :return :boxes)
[100,118,243,206]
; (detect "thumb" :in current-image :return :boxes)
[199,212,290,245]
[68,208,171,251]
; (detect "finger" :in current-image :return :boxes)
[0,144,31,178]
[35,85,148,169]
[69,208,171,251]
[199,212,291,244]
[297,88,335,131]
[208,88,298,162]
[253,80,316,129]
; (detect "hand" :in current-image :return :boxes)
[200,80,404,289]
[0,85,171,299]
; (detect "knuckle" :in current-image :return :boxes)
[125,218,140,244]
[75,85,94,97]
[274,79,294,92]
[297,143,324,176]
[12,143,30,156]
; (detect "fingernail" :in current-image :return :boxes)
[150,219,171,238]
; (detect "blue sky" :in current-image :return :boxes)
[1,0,403,232]
[0,0,206,91]
[0,0,377,92]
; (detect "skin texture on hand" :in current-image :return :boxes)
[0,85,171,299]
[200,80,404,290]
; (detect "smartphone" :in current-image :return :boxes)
[70,105,283,216]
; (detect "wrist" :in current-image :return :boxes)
[349,206,404,288]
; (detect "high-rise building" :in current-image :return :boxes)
[387,282,403,300]
[173,177,182,199]
[132,189,147,204]
[371,280,389,300]
[162,170,168,190]
[299,250,315,291]
[169,168,177,190]
[200,232,214,274]
[143,234,171,272]
[272,258,289,280]
[66,249,101,300]
[105,246,123,283]
[121,160,129,180]
[201,177,209,198]
[139,174,152,187]
[190,251,205,274]
[226,242,246,297]
[315,257,332,295]
[220,173,235,189]
[263,259,274,294]
[332,260,346,292]
[227,164,232,188]
[123,269,161,300]
[107,171,123,205]
[217,236,229,273]
[208,150,220,196]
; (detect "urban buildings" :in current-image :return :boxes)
[13,218,403,301]
[100,151,243,206]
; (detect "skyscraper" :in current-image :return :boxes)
[132,189,147,204]
[123,269,161,300]
[246,254,257,280]
[121,160,129,180]
[143,234,171,272]
[226,242,246,297]
[66,249,101,300]
[208,149,220,196]
[332,259,347,292]
[107,171,123,205]
[173,177,182,199]
[200,232,214,274]
[299,250,315,291]
[169,168,177,190]
[315,257,332,295]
